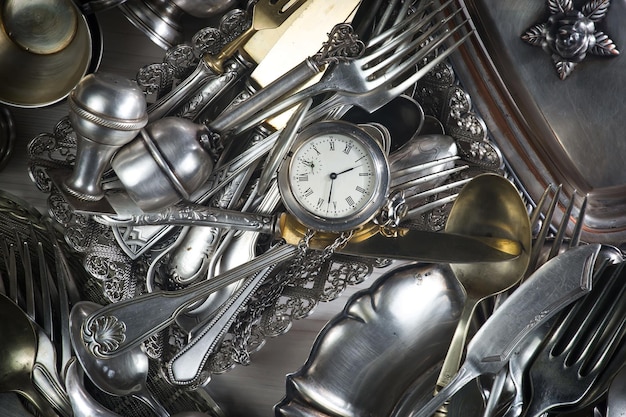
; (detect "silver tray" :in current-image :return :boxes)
[451,0,626,245]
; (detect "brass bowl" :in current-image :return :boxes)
[0,0,95,108]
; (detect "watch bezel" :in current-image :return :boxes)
[278,120,390,233]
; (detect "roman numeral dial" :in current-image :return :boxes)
[278,121,390,233]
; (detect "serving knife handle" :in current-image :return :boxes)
[209,58,321,133]
[167,264,274,384]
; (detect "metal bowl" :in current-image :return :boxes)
[0,0,95,108]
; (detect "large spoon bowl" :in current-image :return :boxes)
[276,262,466,417]
[0,295,58,417]
[437,173,531,389]
[69,301,170,417]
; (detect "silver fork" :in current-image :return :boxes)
[482,185,589,417]
[526,184,587,275]
[13,230,73,417]
[45,221,80,376]
[522,259,626,417]
[210,0,474,134]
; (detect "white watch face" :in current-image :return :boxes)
[289,132,377,219]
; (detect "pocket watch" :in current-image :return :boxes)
[278,120,390,233]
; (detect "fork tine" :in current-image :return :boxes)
[367,0,441,48]
[551,261,625,356]
[361,5,464,77]
[570,194,587,248]
[391,156,461,184]
[360,0,457,70]
[527,184,561,274]
[1,239,17,303]
[27,223,56,338]
[371,0,415,36]
[35,240,54,340]
[16,234,36,321]
[45,221,75,374]
[568,263,626,371]
[405,192,458,220]
[386,28,474,100]
[405,176,472,206]
[547,191,577,260]
[529,185,553,235]
[580,301,626,377]
[391,162,468,191]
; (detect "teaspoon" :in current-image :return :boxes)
[436,173,531,391]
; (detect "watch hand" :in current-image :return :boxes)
[301,159,314,169]
[326,178,335,213]
[335,165,361,176]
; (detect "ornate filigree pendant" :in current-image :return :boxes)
[521,0,619,80]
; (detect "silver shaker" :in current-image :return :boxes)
[111,117,215,212]
[64,72,148,201]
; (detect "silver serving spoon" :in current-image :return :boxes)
[276,262,466,417]
[65,357,217,417]
[69,301,170,417]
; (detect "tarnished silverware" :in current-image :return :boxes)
[256,99,312,195]
[96,207,522,262]
[45,221,80,375]
[435,173,531,391]
[79,221,520,361]
[0,294,58,417]
[166,263,277,385]
[63,72,148,202]
[521,260,626,417]
[276,262,466,417]
[80,244,299,359]
[12,233,72,417]
[204,0,307,74]
[165,98,310,291]
[607,365,626,417]
[404,243,601,417]
[171,182,284,327]
[484,185,591,417]
[65,358,122,417]
[212,0,474,135]
[147,1,359,124]
[70,301,171,417]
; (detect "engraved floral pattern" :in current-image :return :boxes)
[522,0,619,79]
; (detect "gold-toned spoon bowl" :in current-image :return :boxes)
[436,173,531,389]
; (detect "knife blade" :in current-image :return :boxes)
[98,206,522,264]
[333,228,521,264]
[148,0,360,122]
[243,0,361,85]
[404,243,601,417]
[218,0,362,130]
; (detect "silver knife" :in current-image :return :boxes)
[403,243,601,417]
[97,208,521,264]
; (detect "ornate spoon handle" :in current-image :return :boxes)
[80,244,297,358]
